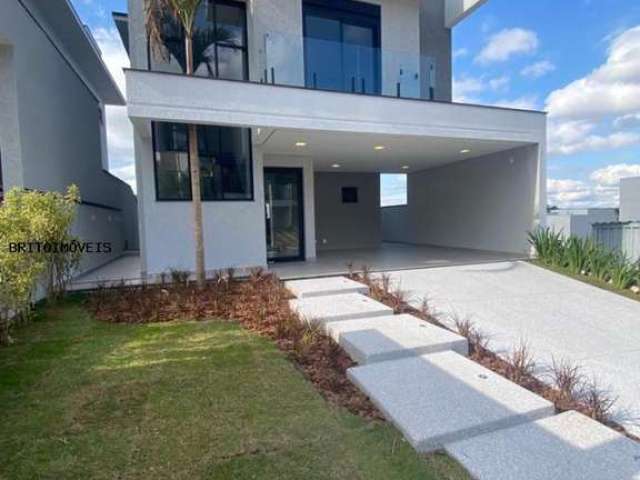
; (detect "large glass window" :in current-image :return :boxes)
[303,0,381,94]
[153,122,253,201]
[149,0,248,81]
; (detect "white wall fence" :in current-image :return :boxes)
[592,222,640,262]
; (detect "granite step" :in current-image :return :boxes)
[285,276,369,298]
[290,293,393,326]
[347,351,555,453]
[446,410,640,480]
[324,314,468,364]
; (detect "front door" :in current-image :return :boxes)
[264,168,305,262]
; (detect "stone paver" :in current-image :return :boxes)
[446,411,640,480]
[285,276,368,298]
[347,351,554,452]
[289,293,393,325]
[387,261,640,436]
[324,314,468,364]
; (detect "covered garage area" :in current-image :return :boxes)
[258,128,544,279]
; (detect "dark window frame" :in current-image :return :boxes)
[302,0,382,94]
[152,122,255,203]
[146,0,249,81]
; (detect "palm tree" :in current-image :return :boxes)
[146,0,206,287]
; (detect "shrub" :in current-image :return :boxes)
[528,227,564,266]
[608,255,638,290]
[0,186,80,344]
[563,236,589,275]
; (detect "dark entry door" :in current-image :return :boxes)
[264,168,304,262]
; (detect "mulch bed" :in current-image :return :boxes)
[88,271,383,420]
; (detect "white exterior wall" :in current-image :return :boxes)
[548,209,619,239]
[0,0,137,274]
[620,177,640,222]
[135,127,267,277]
[314,172,381,251]
[406,145,541,254]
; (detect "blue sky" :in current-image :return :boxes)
[71,0,640,209]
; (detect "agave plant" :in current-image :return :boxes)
[586,243,615,282]
[528,228,565,266]
[608,254,638,290]
[563,236,589,275]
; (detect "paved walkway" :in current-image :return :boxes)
[285,275,640,479]
[385,261,640,436]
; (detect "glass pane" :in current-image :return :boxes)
[343,23,379,94]
[216,2,246,46]
[265,170,302,261]
[197,126,252,200]
[216,46,246,80]
[154,123,191,200]
[149,13,186,74]
[304,15,343,91]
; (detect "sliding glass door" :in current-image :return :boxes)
[303,0,381,94]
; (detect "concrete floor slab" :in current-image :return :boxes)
[272,243,523,279]
[289,293,393,325]
[325,314,468,364]
[347,351,554,452]
[446,411,640,480]
[285,277,369,298]
[387,261,640,436]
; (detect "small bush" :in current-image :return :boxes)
[0,186,81,344]
[505,341,536,384]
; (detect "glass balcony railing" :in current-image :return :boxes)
[257,29,437,101]
[147,27,437,101]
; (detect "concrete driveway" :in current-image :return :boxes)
[386,261,640,437]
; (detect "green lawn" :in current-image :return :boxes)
[0,298,469,480]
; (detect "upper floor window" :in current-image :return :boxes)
[303,0,381,95]
[153,122,253,202]
[149,0,248,81]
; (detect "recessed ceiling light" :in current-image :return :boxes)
[295,141,307,147]
[332,163,341,168]
[402,165,410,170]
[460,149,471,154]
[374,145,386,151]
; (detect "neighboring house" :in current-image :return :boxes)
[620,177,640,222]
[0,0,138,274]
[118,0,547,278]
[547,208,619,239]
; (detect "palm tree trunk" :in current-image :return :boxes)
[185,34,206,288]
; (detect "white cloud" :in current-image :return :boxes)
[452,75,515,103]
[492,95,539,110]
[476,28,539,64]
[488,75,510,91]
[521,60,556,78]
[546,26,640,120]
[546,25,640,156]
[91,27,136,191]
[453,48,469,59]
[548,119,640,155]
[614,113,640,129]
[590,163,640,186]
[547,163,640,208]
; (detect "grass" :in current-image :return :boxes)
[531,259,640,303]
[0,297,469,480]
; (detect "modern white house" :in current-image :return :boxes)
[117,0,547,279]
[0,0,138,274]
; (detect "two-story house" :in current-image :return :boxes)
[117,0,547,279]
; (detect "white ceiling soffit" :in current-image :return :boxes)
[260,128,528,173]
[445,0,488,28]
